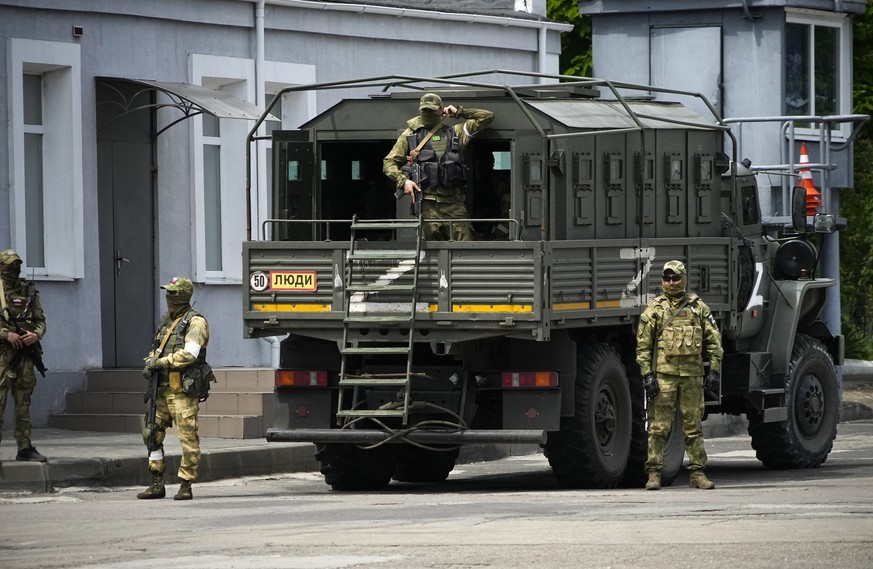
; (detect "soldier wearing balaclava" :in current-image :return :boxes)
[635,260,723,491]
[383,93,494,241]
[138,276,214,501]
[0,249,48,462]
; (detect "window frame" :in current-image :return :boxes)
[7,39,84,280]
[189,54,255,284]
[784,8,852,139]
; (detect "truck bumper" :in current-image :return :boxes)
[266,428,547,445]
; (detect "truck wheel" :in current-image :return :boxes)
[622,386,683,488]
[748,335,839,468]
[545,343,632,488]
[620,371,648,487]
[659,408,685,486]
[393,445,460,483]
[315,443,398,491]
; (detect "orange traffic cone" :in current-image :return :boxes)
[799,143,821,215]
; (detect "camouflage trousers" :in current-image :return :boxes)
[645,373,707,472]
[0,352,37,450]
[146,383,201,481]
[422,199,473,241]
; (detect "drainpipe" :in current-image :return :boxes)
[538,25,548,83]
[256,2,285,370]
[262,334,288,369]
[255,0,266,229]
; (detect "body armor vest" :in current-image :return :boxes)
[656,295,704,357]
[407,125,466,190]
[156,309,208,368]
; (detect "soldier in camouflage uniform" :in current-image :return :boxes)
[636,260,723,490]
[138,277,211,501]
[0,249,47,462]
[383,93,494,241]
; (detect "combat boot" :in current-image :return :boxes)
[689,470,715,489]
[16,445,47,462]
[174,479,193,501]
[645,471,661,491]
[136,473,166,499]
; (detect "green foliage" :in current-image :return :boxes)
[843,2,873,342]
[842,316,873,360]
[547,0,592,76]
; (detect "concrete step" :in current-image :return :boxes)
[64,391,273,417]
[47,413,265,439]
[85,368,275,393]
[48,368,276,439]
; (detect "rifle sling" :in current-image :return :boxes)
[155,314,186,358]
[408,119,445,162]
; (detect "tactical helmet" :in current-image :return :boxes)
[419,93,442,111]
[0,249,23,267]
[160,276,194,295]
[662,260,687,276]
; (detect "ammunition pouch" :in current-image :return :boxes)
[181,362,216,401]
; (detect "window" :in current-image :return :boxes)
[190,54,255,283]
[8,39,84,279]
[784,10,850,127]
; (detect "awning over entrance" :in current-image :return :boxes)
[96,77,276,136]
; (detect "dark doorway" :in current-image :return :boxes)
[96,80,156,367]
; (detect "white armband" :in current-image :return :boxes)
[184,342,202,359]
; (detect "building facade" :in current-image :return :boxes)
[1,0,570,425]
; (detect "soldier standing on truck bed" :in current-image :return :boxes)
[636,260,723,490]
[383,93,494,241]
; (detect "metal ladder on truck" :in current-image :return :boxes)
[336,214,424,427]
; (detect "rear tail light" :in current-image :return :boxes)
[275,370,328,387]
[501,371,559,388]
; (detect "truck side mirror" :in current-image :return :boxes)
[791,185,807,234]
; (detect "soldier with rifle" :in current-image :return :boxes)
[0,249,48,462]
[383,93,494,240]
[138,276,214,501]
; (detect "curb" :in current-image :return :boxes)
[2,401,870,494]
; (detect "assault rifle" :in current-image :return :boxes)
[142,336,164,452]
[2,305,47,377]
[397,160,424,217]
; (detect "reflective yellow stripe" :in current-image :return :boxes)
[597,300,622,308]
[553,302,591,311]
[452,304,532,313]
[252,303,331,312]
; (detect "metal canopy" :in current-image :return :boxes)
[96,77,275,136]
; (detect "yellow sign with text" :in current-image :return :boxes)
[270,271,317,291]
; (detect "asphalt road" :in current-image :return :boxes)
[2,420,873,569]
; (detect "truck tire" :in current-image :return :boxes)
[545,343,632,488]
[315,443,397,491]
[622,384,684,488]
[621,369,648,487]
[748,335,839,469]
[659,408,685,486]
[393,445,460,483]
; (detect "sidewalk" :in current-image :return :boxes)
[2,366,871,494]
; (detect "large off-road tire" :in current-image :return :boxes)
[315,443,398,491]
[748,334,839,469]
[621,369,648,488]
[545,343,632,488]
[393,445,460,483]
[659,407,685,486]
[622,383,683,488]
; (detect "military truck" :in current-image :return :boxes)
[242,71,867,490]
